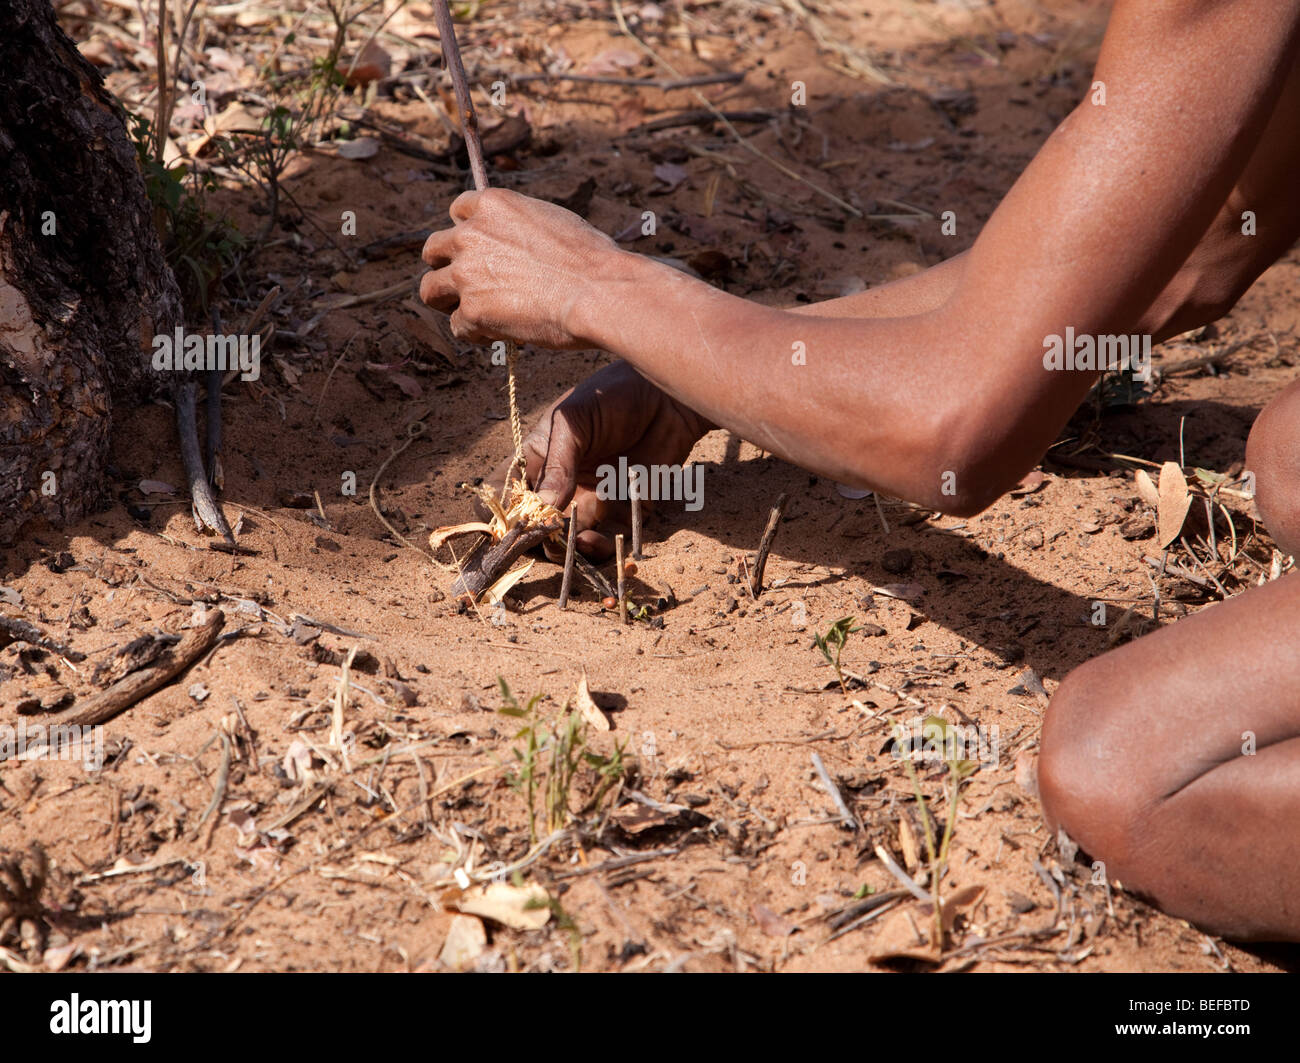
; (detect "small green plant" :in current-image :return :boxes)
[896,715,978,951]
[812,616,862,696]
[497,678,627,844]
[127,111,246,313]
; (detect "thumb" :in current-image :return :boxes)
[533,410,582,511]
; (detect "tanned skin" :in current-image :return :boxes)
[421,0,1300,941]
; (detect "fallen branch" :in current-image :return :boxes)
[26,609,224,732]
[0,615,85,661]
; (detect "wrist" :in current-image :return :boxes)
[566,246,665,350]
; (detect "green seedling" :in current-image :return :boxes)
[895,715,978,951]
[812,616,862,696]
[497,678,627,845]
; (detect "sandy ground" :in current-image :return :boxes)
[1,0,1297,972]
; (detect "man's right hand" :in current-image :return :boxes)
[491,361,713,559]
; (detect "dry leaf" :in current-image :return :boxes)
[939,884,986,935]
[438,914,487,970]
[867,885,986,964]
[346,40,392,86]
[483,557,535,604]
[457,881,550,930]
[1157,461,1192,548]
[574,669,610,732]
[898,816,920,872]
[43,943,78,972]
[873,582,924,601]
[283,739,314,786]
[1135,468,1161,509]
[652,162,689,191]
[613,805,675,834]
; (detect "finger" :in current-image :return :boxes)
[533,407,584,511]
[576,528,614,560]
[421,228,455,268]
[447,306,488,344]
[418,268,458,313]
[449,190,481,223]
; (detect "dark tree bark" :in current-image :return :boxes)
[0,0,226,546]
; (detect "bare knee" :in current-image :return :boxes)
[1246,382,1300,558]
[1037,662,1145,872]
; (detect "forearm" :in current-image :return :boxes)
[572,0,1300,514]
[572,252,972,509]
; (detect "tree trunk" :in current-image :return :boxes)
[0,0,184,546]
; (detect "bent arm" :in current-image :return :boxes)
[568,0,1300,513]
[804,46,1300,337]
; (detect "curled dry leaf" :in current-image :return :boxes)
[346,40,392,86]
[872,582,924,601]
[282,739,314,786]
[429,521,493,553]
[456,881,551,931]
[1157,461,1193,548]
[574,669,610,732]
[1135,468,1161,509]
[866,884,986,964]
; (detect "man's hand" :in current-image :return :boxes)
[420,187,621,348]
[487,361,713,558]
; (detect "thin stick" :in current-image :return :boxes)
[615,534,628,624]
[195,733,232,850]
[874,843,931,902]
[630,469,643,560]
[231,695,260,773]
[558,507,578,609]
[811,751,858,830]
[508,70,745,90]
[432,0,526,485]
[431,0,489,191]
[750,492,789,597]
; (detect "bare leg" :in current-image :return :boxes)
[1040,380,1300,940]
[1039,571,1300,941]
[1247,376,1300,558]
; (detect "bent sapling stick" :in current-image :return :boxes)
[452,518,563,600]
[750,492,789,596]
